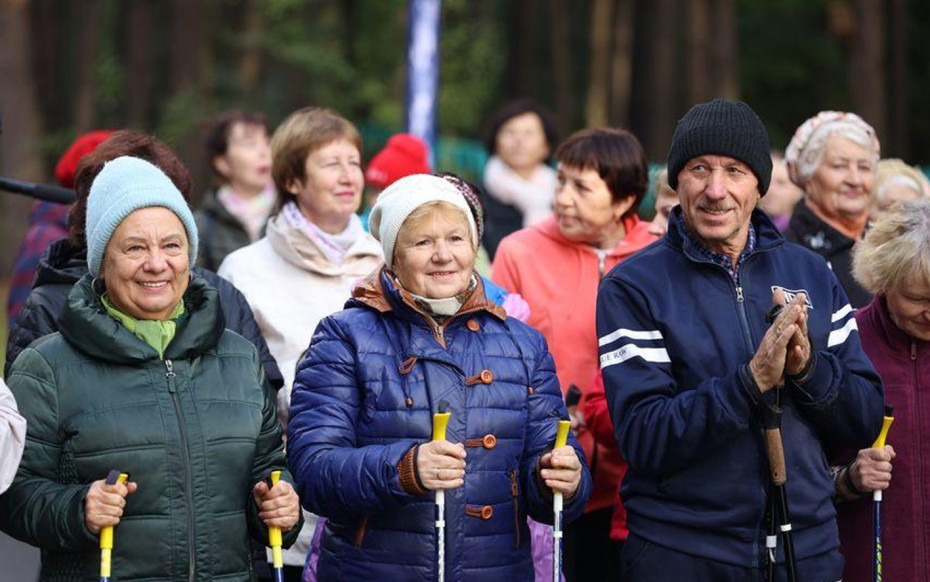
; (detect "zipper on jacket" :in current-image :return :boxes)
[733,280,755,354]
[166,359,196,582]
[509,469,520,548]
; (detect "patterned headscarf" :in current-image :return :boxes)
[784,111,880,188]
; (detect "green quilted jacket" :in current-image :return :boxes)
[0,274,299,581]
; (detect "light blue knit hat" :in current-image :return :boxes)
[86,156,199,276]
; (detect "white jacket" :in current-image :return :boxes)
[0,377,26,494]
[218,212,383,566]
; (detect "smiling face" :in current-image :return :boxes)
[676,155,760,259]
[100,207,190,320]
[886,274,930,342]
[555,163,635,247]
[287,139,364,234]
[213,121,272,197]
[392,204,476,299]
[806,136,875,221]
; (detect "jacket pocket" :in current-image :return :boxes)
[509,468,521,548]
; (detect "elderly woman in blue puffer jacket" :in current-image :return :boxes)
[287,173,591,581]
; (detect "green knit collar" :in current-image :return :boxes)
[102,294,185,358]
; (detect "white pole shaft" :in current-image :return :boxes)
[553,491,564,582]
[437,489,445,582]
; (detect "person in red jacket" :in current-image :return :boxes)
[493,127,657,582]
[835,198,930,582]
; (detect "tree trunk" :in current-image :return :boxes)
[0,0,45,275]
[127,0,153,128]
[511,0,534,97]
[889,0,908,157]
[550,0,573,135]
[711,0,739,99]
[585,0,612,127]
[686,0,711,104]
[609,0,636,127]
[850,0,886,141]
[170,0,207,94]
[74,0,101,132]
[238,0,264,99]
[641,0,678,159]
[28,0,64,131]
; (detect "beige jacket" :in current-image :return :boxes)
[219,213,383,566]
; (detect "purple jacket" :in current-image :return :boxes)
[6,201,69,325]
[838,296,930,582]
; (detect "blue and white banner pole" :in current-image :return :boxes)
[406,0,441,166]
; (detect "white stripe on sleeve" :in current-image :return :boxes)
[827,318,858,348]
[600,344,671,369]
[598,327,664,347]
[831,304,853,323]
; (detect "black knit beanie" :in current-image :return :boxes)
[666,99,772,195]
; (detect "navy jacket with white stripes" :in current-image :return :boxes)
[596,207,883,569]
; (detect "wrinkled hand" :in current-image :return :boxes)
[750,290,807,392]
[85,478,138,534]
[540,446,582,499]
[779,292,811,376]
[253,479,301,531]
[417,440,466,491]
[850,445,896,492]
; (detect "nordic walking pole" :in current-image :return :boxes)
[761,400,798,582]
[433,402,451,582]
[552,420,571,582]
[100,470,129,582]
[872,404,895,582]
[267,470,286,582]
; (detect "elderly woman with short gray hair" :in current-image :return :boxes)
[784,111,881,307]
[833,198,930,582]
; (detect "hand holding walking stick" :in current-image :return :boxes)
[267,470,286,582]
[99,470,129,582]
[873,404,895,582]
[551,420,571,582]
[432,403,451,582]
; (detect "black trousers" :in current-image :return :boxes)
[621,534,844,582]
[562,506,623,582]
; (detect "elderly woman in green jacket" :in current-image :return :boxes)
[0,155,301,581]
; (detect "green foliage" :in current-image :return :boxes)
[438,0,506,136]
[738,0,850,149]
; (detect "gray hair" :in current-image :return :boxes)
[792,122,879,187]
[853,198,930,294]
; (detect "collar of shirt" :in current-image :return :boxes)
[675,211,757,281]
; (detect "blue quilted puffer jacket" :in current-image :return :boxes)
[288,269,591,582]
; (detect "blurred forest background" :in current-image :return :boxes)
[0,0,926,277]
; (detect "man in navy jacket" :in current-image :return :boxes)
[596,99,884,581]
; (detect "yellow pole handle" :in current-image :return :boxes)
[100,472,129,578]
[872,414,894,449]
[268,470,284,568]
[432,412,451,442]
[554,420,571,449]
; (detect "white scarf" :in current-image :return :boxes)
[282,201,364,266]
[483,155,558,228]
[216,184,275,241]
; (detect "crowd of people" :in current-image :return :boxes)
[0,96,927,582]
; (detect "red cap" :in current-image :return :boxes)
[365,133,431,189]
[54,130,115,188]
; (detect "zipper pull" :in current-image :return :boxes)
[912,342,918,361]
[165,359,176,377]
[509,469,518,497]
[736,286,744,303]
